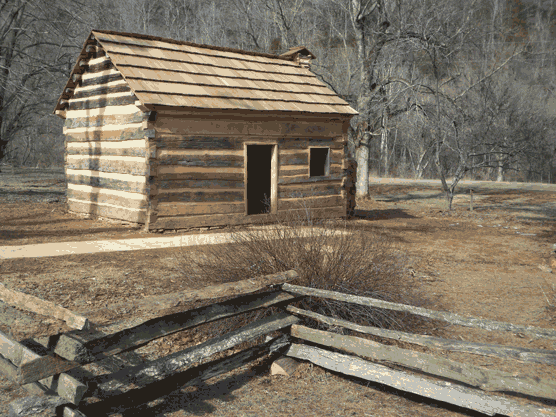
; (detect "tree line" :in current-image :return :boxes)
[0,0,554,205]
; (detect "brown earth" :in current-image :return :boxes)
[0,169,555,416]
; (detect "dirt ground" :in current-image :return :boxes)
[1,169,556,416]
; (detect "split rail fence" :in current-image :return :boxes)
[0,270,555,416]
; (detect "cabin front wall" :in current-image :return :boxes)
[62,55,152,224]
[148,112,350,230]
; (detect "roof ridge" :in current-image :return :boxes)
[92,29,296,63]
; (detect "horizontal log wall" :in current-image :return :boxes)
[64,54,149,224]
[149,112,348,230]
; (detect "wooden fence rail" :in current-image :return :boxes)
[2,271,299,417]
[1,272,555,417]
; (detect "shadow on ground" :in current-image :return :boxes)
[351,208,417,221]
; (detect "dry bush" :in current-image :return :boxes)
[540,279,556,322]
[174,205,438,336]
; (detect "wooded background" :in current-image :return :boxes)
[0,0,555,197]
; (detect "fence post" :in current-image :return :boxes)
[470,189,473,212]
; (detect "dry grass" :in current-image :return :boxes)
[173,206,438,335]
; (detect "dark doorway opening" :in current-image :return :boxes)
[247,145,273,215]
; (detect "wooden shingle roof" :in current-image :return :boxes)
[55,30,357,116]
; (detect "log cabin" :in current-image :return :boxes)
[53,30,358,231]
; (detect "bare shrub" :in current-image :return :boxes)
[174,205,438,336]
[540,279,556,322]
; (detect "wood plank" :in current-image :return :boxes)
[291,325,556,400]
[157,201,244,216]
[65,125,153,142]
[68,199,146,223]
[287,306,556,366]
[286,344,556,417]
[66,172,147,194]
[65,110,143,129]
[0,284,88,330]
[0,331,86,404]
[68,94,136,111]
[283,285,556,340]
[278,195,343,211]
[158,154,244,167]
[158,179,244,190]
[157,190,244,203]
[89,313,298,396]
[156,136,239,150]
[67,187,147,210]
[76,335,289,415]
[158,166,243,175]
[17,355,82,386]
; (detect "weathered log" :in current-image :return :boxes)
[279,153,308,166]
[291,324,556,400]
[64,107,142,130]
[66,139,147,157]
[79,335,288,415]
[91,291,296,355]
[282,284,556,340]
[286,344,556,417]
[67,186,147,211]
[0,284,88,330]
[65,155,148,176]
[157,154,244,167]
[68,95,136,111]
[0,330,86,404]
[87,270,298,323]
[72,83,127,100]
[62,406,88,417]
[278,195,343,211]
[287,306,556,366]
[65,125,154,142]
[155,135,239,150]
[157,190,244,203]
[157,201,245,216]
[67,200,146,224]
[278,183,341,199]
[270,355,302,377]
[90,313,298,396]
[8,395,68,417]
[66,172,147,194]
[39,274,298,364]
[278,175,343,185]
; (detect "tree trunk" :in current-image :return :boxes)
[356,133,371,197]
[380,110,388,177]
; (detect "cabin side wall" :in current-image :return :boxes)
[63,54,151,224]
[148,113,349,230]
